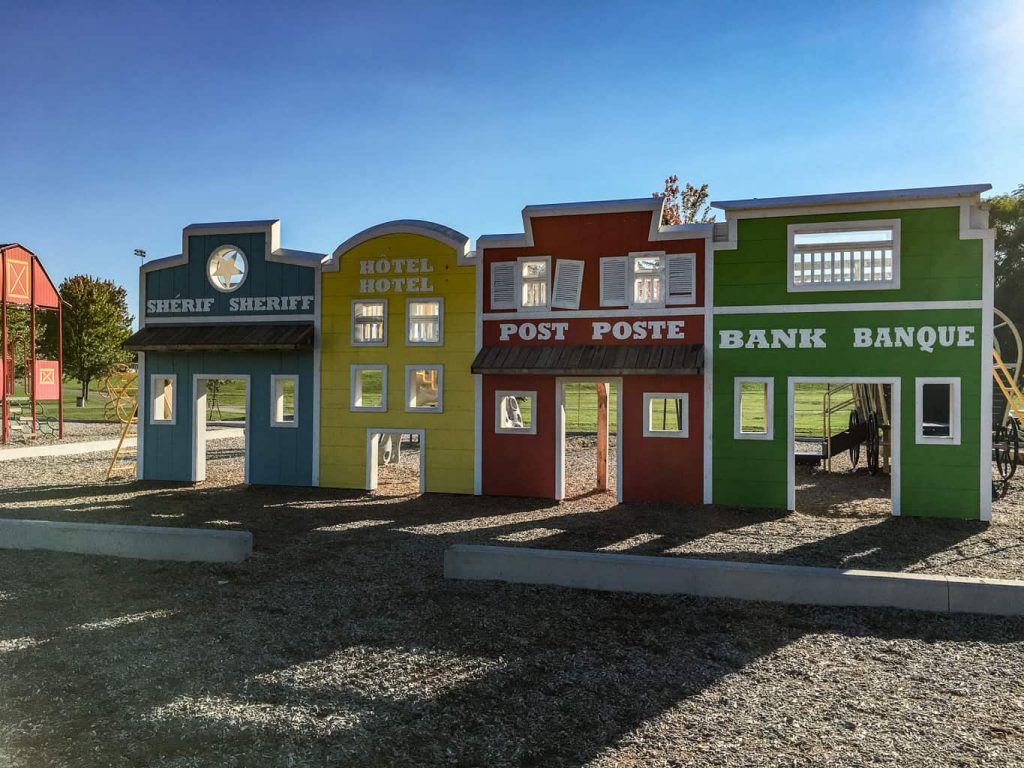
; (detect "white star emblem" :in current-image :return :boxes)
[208,248,247,291]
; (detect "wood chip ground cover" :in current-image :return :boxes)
[0,437,1023,765]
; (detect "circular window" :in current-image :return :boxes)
[207,246,248,292]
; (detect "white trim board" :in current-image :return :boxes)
[483,306,706,321]
[143,313,316,325]
[787,377,900,516]
[713,300,983,315]
[554,377,623,504]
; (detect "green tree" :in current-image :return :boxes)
[653,174,716,226]
[59,275,134,400]
[990,185,1024,328]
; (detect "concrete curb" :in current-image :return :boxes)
[444,545,1024,617]
[0,518,252,563]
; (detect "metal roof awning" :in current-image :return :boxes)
[123,323,314,352]
[471,344,704,376]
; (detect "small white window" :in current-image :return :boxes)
[551,260,585,310]
[643,393,689,438]
[352,300,387,346]
[495,391,537,435]
[517,257,550,310]
[631,252,665,307]
[916,377,961,445]
[407,298,443,345]
[150,375,177,425]
[351,365,387,412]
[734,377,773,440]
[406,365,443,412]
[270,375,298,428]
[788,220,900,292]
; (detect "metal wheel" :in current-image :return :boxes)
[866,413,881,475]
[848,410,861,468]
[996,420,1020,483]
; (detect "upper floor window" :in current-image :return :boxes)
[519,257,550,309]
[490,257,551,311]
[632,253,664,306]
[788,220,900,292]
[407,299,442,345]
[600,252,696,307]
[352,300,387,346]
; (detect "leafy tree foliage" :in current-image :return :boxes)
[991,185,1024,328]
[59,275,133,399]
[653,174,716,226]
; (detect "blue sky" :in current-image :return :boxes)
[2,0,1021,319]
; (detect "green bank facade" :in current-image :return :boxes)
[709,188,994,520]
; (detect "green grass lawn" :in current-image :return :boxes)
[740,382,858,438]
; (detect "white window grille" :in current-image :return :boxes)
[631,253,664,306]
[352,300,387,346]
[788,220,900,292]
[407,299,442,345]
[517,257,550,310]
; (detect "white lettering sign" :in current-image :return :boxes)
[718,328,826,349]
[358,258,435,293]
[719,325,977,353]
[499,321,569,342]
[592,320,686,341]
[146,298,215,314]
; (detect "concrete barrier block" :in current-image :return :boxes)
[947,576,1024,616]
[0,518,252,563]
[445,545,952,614]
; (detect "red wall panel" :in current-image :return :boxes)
[482,374,558,498]
[619,375,704,503]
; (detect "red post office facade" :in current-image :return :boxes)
[473,198,711,503]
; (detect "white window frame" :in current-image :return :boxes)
[405,297,444,346]
[915,377,961,445]
[350,365,387,413]
[351,299,388,347]
[787,219,901,293]
[734,377,774,440]
[642,392,689,438]
[405,364,444,413]
[628,251,667,309]
[270,374,299,428]
[516,256,551,312]
[149,374,177,426]
[494,390,538,435]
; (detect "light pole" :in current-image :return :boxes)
[134,248,147,265]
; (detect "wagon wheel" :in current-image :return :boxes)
[866,413,881,475]
[848,410,861,468]
[1000,420,1020,483]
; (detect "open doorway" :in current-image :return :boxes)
[557,380,619,501]
[367,429,424,495]
[192,376,249,484]
[786,378,898,516]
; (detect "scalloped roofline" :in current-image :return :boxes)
[324,219,472,271]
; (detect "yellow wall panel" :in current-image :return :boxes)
[319,227,477,494]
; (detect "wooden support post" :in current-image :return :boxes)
[30,256,36,435]
[596,382,608,491]
[2,249,7,445]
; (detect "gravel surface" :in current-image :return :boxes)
[1,438,1024,766]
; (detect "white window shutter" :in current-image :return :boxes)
[667,253,696,303]
[600,256,628,307]
[490,262,516,310]
[551,259,585,310]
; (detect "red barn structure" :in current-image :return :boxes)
[472,198,711,503]
[0,244,64,443]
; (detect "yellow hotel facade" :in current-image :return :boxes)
[319,220,477,493]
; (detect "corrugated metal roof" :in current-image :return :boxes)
[471,344,703,375]
[124,323,314,352]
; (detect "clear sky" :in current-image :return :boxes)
[2,0,1022,320]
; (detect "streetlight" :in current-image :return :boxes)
[134,248,146,265]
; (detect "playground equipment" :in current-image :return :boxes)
[1,244,64,443]
[992,308,1023,497]
[797,383,892,475]
[102,364,138,481]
